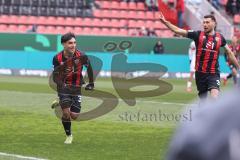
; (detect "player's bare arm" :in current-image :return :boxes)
[158,12,187,37]
[225,45,240,69]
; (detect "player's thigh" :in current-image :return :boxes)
[195,72,208,92]
[58,94,73,109]
[210,88,219,99]
[207,73,220,91]
[70,95,81,114]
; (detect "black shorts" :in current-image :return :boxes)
[58,93,81,113]
[195,71,220,93]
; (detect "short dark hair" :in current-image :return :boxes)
[203,15,216,22]
[61,32,76,43]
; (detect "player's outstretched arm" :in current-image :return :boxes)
[85,62,94,90]
[158,12,187,37]
[225,45,240,69]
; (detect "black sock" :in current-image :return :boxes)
[227,73,232,79]
[198,91,208,107]
[62,118,71,136]
[233,75,237,84]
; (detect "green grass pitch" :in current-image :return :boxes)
[0,76,232,160]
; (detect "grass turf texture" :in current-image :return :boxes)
[0,76,233,160]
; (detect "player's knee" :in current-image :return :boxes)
[210,89,219,99]
[62,110,70,119]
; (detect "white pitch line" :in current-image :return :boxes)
[0,152,48,160]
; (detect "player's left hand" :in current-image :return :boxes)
[85,83,94,91]
[158,12,166,23]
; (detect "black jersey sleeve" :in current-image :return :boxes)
[52,56,60,69]
[187,30,201,41]
[220,34,227,47]
[52,55,64,86]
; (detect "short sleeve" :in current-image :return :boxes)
[220,34,227,47]
[187,30,200,41]
[80,52,90,67]
[52,56,60,69]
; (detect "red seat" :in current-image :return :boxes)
[0,24,8,32]
[37,25,46,33]
[111,19,120,27]
[8,15,18,24]
[119,19,127,27]
[137,2,145,10]
[18,25,28,33]
[93,10,102,17]
[45,26,57,34]
[82,18,92,26]
[111,1,120,9]
[65,17,74,26]
[74,17,83,26]
[92,18,102,27]
[55,17,65,26]
[36,16,47,25]
[0,15,8,24]
[136,11,145,19]
[46,16,57,25]
[119,2,128,10]
[128,20,136,27]
[101,28,110,35]
[101,19,111,27]
[8,25,18,33]
[17,15,28,24]
[119,28,128,36]
[154,21,167,29]
[82,27,92,35]
[101,1,110,9]
[74,27,82,35]
[110,28,119,35]
[92,27,101,35]
[146,11,154,20]
[145,20,154,28]
[65,26,74,32]
[136,20,145,28]
[128,11,137,19]
[111,10,120,18]
[56,26,65,34]
[26,16,38,25]
[128,2,137,10]
[102,10,111,18]
[119,10,128,19]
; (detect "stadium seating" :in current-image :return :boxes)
[0,0,176,37]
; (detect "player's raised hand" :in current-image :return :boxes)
[158,12,166,23]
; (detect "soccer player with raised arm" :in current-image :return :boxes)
[51,32,94,144]
[158,13,240,99]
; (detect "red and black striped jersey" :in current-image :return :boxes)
[187,30,227,73]
[52,49,89,88]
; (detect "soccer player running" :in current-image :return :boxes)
[52,32,94,144]
[186,41,196,92]
[223,36,240,86]
[158,13,240,99]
